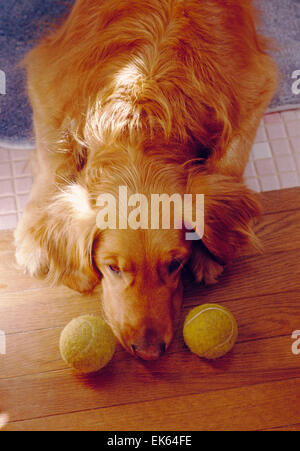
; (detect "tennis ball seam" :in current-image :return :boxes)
[59,315,116,373]
[72,318,96,363]
[185,306,236,354]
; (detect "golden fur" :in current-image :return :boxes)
[15,0,277,360]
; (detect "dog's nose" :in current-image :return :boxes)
[130,327,168,360]
[131,327,167,360]
[131,342,166,360]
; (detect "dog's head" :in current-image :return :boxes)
[92,152,192,360]
[40,153,260,360]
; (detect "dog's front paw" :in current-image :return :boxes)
[202,260,225,286]
[189,252,225,286]
[14,227,49,279]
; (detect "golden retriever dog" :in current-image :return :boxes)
[15,0,277,360]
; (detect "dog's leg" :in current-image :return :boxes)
[213,68,278,178]
[14,126,98,292]
[213,109,267,178]
[14,109,73,274]
[14,141,60,278]
[190,68,277,284]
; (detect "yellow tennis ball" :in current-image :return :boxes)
[59,315,116,374]
[183,304,238,359]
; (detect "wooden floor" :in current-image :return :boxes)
[1,188,300,431]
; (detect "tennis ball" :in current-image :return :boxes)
[59,315,116,374]
[183,304,238,359]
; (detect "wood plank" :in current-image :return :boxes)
[0,231,14,252]
[1,213,299,298]
[0,251,45,293]
[1,188,299,431]
[1,245,300,316]
[6,378,300,431]
[183,290,300,343]
[250,209,300,256]
[0,286,102,335]
[1,334,299,423]
[2,290,300,379]
[260,187,300,215]
[263,423,300,431]
[184,248,300,304]
[0,246,299,365]
[0,200,299,296]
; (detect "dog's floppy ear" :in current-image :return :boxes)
[186,170,261,284]
[38,183,99,293]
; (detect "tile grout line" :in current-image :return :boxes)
[281,115,300,180]
[262,117,281,190]
[9,149,21,222]
[255,120,264,192]
[0,157,17,223]
[267,122,284,187]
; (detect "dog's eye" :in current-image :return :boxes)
[168,260,182,274]
[108,264,121,275]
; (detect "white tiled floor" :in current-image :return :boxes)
[0,109,300,231]
[245,109,300,192]
[0,147,32,230]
